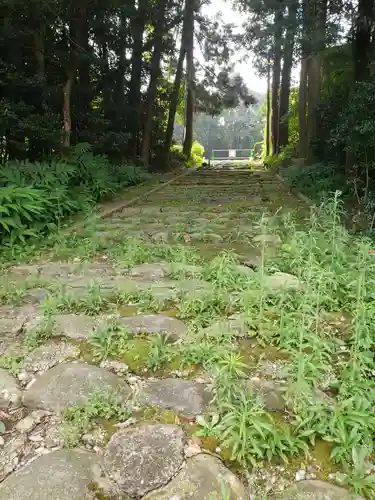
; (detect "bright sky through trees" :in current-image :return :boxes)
[202,0,268,92]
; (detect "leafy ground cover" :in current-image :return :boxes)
[0,167,374,499]
[0,143,149,246]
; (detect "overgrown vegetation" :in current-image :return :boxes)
[237,0,375,225]
[59,390,131,448]
[2,186,375,497]
[171,140,205,168]
[0,143,148,245]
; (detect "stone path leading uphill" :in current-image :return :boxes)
[0,167,359,499]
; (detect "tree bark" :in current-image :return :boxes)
[63,67,76,149]
[266,56,271,157]
[77,14,91,120]
[298,0,310,158]
[33,24,45,80]
[298,57,308,158]
[182,0,195,157]
[307,53,321,159]
[306,0,327,160]
[141,0,168,164]
[271,4,283,156]
[353,0,375,82]
[116,8,127,120]
[278,1,297,150]
[164,0,189,157]
[128,0,146,157]
[29,21,46,159]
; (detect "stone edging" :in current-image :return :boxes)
[275,172,316,207]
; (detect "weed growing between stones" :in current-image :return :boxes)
[181,195,375,496]
[59,390,131,448]
[147,334,174,372]
[88,319,130,362]
[3,180,375,498]
[24,315,55,348]
[0,355,22,376]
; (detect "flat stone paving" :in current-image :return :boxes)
[0,166,353,499]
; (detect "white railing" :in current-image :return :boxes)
[210,149,254,161]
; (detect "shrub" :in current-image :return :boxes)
[278,161,349,202]
[170,140,205,168]
[0,143,148,243]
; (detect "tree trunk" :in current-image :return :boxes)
[33,24,45,80]
[141,0,168,164]
[306,0,327,160]
[278,1,297,150]
[182,0,195,158]
[128,1,146,157]
[266,56,271,157]
[63,67,76,149]
[115,8,127,134]
[164,0,189,157]
[77,14,91,122]
[298,57,308,158]
[353,0,375,82]
[29,21,46,159]
[271,4,283,156]
[100,38,111,117]
[307,54,321,160]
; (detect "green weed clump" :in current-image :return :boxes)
[59,390,131,448]
[0,143,148,245]
[186,193,375,498]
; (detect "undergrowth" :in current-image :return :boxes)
[0,142,148,245]
[59,390,131,448]
[2,189,375,497]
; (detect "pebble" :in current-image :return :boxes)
[15,416,35,433]
[306,472,317,480]
[295,469,306,482]
[28,433,44,443]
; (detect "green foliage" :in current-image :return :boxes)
[277,161,349,202]
[147,334,173,372]
[88,319,130,362]
[0,355,22,377]
[170,140,205,167]
[59,391,131,448]
[24,316,55,348]
[0,143,148,244]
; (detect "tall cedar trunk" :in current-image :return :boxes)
[34,23,45,80]
[298,0,309,158]
[306,53,321,160]
[271,5,283,156]
[266,56,271,157]
[182,0,195,157]
[164,0,189,157]
[353,0,375,81]
[100,38,111,118]
[62,3,87,149]
[128,1,145,157]
[142,0,168,164]
[306,0,327,160]
[345,0,375,169]
[29,20,45,159]
[278,1,297,150]
[298,58,308,157]
[116,8,127,133]
[77,14,91,128]
[63,67,76,149]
